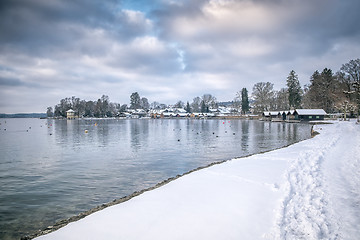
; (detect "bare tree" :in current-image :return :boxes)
[201,94,218,109]
[340,59,360,118]
[252,82,275,113]
[191,97,201,112]
[140,97,150,110]
[46,107,53,117]
[174,101,184,108]
[274,88,289,110]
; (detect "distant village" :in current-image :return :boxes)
[64,105,330,123]
[49,58,360,122]
[63,104,252,120]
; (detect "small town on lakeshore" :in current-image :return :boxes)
[2,1,360,240]
[43,58,360,123]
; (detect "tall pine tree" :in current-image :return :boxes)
[286,70,302,109]
[185,101,191,113]
[306,68,337,113]
[241,88,249,114]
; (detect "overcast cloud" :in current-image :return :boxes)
[1,0,360,113]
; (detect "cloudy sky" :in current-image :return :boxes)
[1,0,360,113]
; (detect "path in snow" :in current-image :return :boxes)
[278,122,360,240]
[34,121,360,240]
[322,123,360,239]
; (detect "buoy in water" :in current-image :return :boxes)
[85,130,89,133]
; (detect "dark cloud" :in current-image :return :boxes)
[1,0,360,113]
[0,0,152,57]
[153,0,360,73]
[0,76,23,86]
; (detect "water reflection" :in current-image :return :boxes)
[130,120,150,152]
[241,120,249,152]
[0,118,311,240]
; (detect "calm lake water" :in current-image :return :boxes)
[0,118,311,239]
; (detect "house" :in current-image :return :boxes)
[278,111,286,121]
[286,110,296,121]
[66,109,76,120]
[293,109,327,121]
[272,112,283,122]
[130,109,147,118]
[261,109,327,122]
[262,111,280,121]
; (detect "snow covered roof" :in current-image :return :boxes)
[175,108,187,113]
[286,110,295,115]
[66,109,75,113]
[263,111,279,116]
[295,109,327,115]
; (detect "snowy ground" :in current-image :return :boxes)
[36,121,360,240]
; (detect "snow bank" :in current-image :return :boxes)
[35,121,360,240]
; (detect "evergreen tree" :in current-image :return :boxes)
[305,68,338,113]
[130,92,141,109]
[286,70,302,109]
[241,88,249,114]
[185,101,191,113]
[200,100,207,113]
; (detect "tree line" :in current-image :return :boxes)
[47,58,360,118]
[47,95,125,118]
[47,92,221,117]
[249,58,360,116]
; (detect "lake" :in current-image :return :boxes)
[0,118,311,239]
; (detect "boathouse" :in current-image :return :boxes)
[262,111,280,121]
[284,110,295,121]
[293,109,327,121]
[66,109,76,120]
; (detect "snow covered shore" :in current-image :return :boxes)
[35,121,360,240]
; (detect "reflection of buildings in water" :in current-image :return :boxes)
[241,120,250,152]
[130,120,150,152]
[94,120,110,147]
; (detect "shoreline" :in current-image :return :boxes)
[29,120,360,239]
[22,127,316,240]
